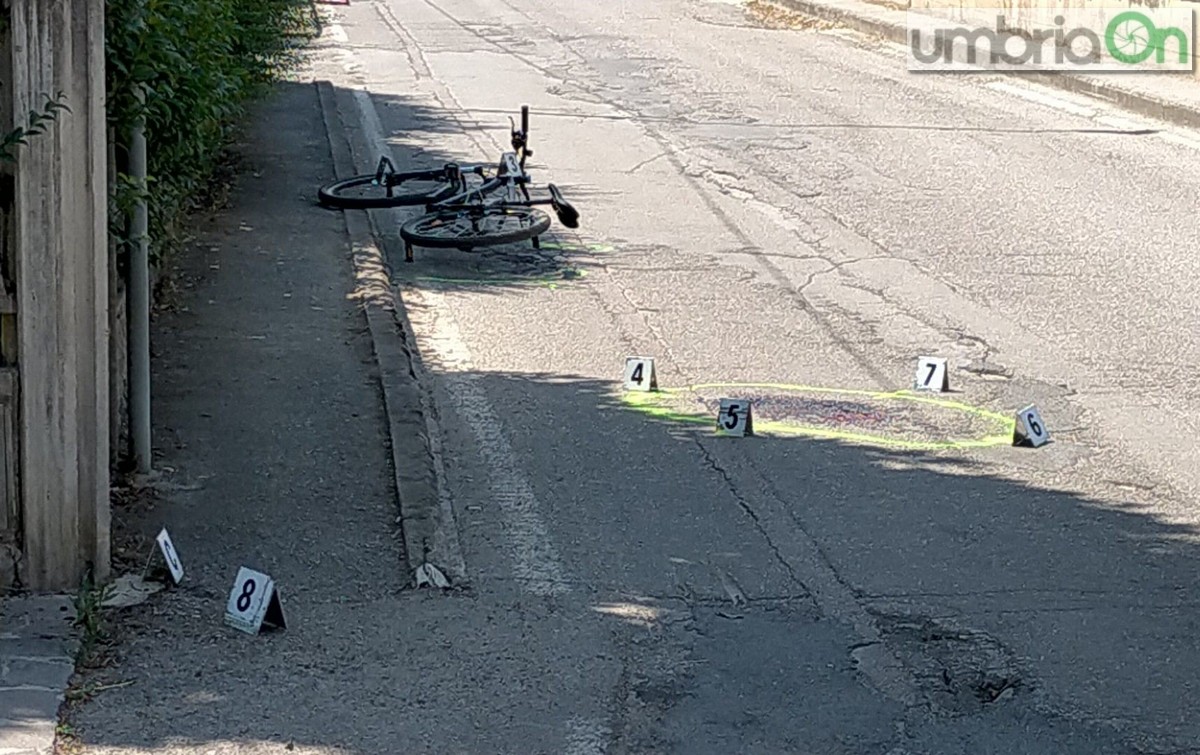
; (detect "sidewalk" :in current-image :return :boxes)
[768,0,1200,129]
[0,596,76,755]
[47,79,434,754]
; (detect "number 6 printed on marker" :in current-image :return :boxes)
[1014,404,1049,448]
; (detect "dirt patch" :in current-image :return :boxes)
[746,0,844,31]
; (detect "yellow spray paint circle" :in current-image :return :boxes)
[410,268,589,289]
[406,240,610,288]
[539,241,615,253]
[621,382,1015,450]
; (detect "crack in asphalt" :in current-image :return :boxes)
[374,2,431,79]
[624,150,672,174]
[389,0,954,399]
[690,438,814,601]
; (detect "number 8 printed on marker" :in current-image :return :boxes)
[237,579,256,612]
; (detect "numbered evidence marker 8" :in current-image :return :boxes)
[1013,404,1049,448]
[717,398,753,437]
[224,566,287,636]
[914,356,949,393]
[155,528,185,584]
[624,356,658,391]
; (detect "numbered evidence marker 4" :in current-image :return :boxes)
[717,398,753,437]
[1013,404,1050,448]
[914,356,950,393]
[624,356,658,391]
[224,567,287,636]
[155,528,185,584]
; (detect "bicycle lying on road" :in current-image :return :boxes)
[317,105,579,262]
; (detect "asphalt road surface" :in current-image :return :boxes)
[85,0,1200,752]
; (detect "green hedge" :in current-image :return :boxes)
[105,0,319,264]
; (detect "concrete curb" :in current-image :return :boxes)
[769,0,1200,129]
[313,80,468,589]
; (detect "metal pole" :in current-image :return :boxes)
[128,87,151,473]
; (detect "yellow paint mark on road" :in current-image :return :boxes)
[621,382,1014,450]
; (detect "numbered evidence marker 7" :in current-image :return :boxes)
[717,398,753,437]
[914,356,949,392]
[1013,404,1049,448]
[155,528,185,584]
[224,567,287,636]
[624,357,658,391]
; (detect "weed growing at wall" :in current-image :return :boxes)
[105,0,319,265]
[0,94,70,164]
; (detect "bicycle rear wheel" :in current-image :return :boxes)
[317,172,456,210]
[400,206,552,249]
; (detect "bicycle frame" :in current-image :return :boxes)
[428,153,532,210]
[420,105,538,211]
[397,105,579,262]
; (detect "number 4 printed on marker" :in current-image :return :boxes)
[624,357,657,392]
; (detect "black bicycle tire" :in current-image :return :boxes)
[317,173,455,210]
[400,207,552,249]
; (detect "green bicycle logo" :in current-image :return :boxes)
[1105,10,1189,65]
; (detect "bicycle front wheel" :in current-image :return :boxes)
[317,172,455,210]
[400,206,552,249]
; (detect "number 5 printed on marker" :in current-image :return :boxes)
[717,398,753,437]
[724,404,740,430]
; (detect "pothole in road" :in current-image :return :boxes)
[872,613,1030,716]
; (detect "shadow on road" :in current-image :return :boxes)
[64,77,1200,754]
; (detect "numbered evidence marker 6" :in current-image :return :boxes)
[1013,404,1049,448]
[155,528,185,584]
[717,398,753,437]
[624,356,658,391]
[224,567,287,636]
[914,356,949,392]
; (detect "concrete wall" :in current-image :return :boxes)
[0,1,19,587]
[5,0,110,591]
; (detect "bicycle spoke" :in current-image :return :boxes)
[401,206,551,249]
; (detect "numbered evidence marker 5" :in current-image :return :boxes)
[224,567,287,636]
[155,528,185,584]
[717,398,753,437]
[914,356,950,392]
[624,356,658,391]
[1013,404,1050,448]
